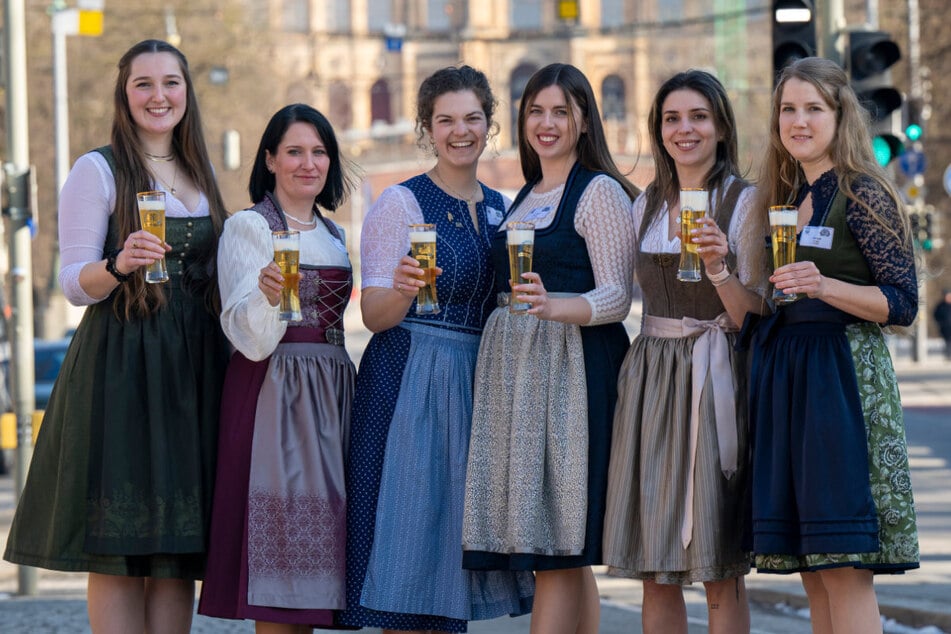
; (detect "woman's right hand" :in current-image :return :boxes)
[116,230,170,274]
[258,262,283,307]
[392,255,442,299]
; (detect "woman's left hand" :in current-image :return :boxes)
[513,271,551,319]
[771,261,825,299]
[692,216,730,271]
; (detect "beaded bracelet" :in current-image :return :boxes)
[706,262,732,287]
[105,249,132,283]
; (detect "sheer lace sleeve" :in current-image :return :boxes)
[57,152,117,305]
[846,177,918,326]
[360,185,424,289]
[574,175,636,325]
[218,210,286,360]
[728,184,769,297]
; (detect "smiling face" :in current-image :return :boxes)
[266,121,330,209]
[523,84,585,167]
[778,77,837,179]
[660,88,719,182]
[125,52,187,141]
[429,90,488,169]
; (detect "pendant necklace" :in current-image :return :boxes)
[283,209,318,227]
[431,167,479,205]
[151,162,178,196]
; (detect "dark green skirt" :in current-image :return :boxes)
[3,287,229,579]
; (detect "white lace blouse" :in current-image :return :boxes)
[57,151,210,305]
[217,209,350,361]
[501,174,636,325]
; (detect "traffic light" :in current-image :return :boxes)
[844,29,903,166]
[921,209,934,251]
[905,96,924,142]
[772,0,816,84]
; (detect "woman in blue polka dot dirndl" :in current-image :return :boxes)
[338,66,534,633]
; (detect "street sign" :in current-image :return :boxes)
[944,163,951,196]
[899,149,926,178]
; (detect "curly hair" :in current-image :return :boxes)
[415,65,500,148]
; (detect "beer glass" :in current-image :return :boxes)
[408,223,440,315]
[272,230,302,321]
[769,205,800,305]
[506,221,535,314]
[136,191,169,284]
[677,188,707,282]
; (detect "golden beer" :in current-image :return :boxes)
[136,191,169,284]
[769,205,800,305]
[677,189,707,282]
[272,230,302,321]
[506,221,535,314]
[409,224,440,315]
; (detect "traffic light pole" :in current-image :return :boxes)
[907,0,928,363]
[2,0,38,597]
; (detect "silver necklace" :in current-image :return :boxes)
[144,151,174,162]
[283,210,318,227]
[431,168,480,204]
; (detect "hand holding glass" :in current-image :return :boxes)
[677,188,706,283]
[408,224,440,315]
[272,230,302,321]
[136,191,169,284]
[769,205,800,305]
[506,221,535,314]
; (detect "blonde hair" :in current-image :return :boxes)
[756,57,909,244]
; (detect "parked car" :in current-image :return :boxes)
[1,335,73,411]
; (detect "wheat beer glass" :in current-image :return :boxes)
[677,188,707,282]
[770,205,800,305]
[506,221,535,314]
[272,230,302,321]
[408,223,440,315]
[136,191,169,284]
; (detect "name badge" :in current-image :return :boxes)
[523,205,553,223]
[800,226,834,249]
[486,205,504,227]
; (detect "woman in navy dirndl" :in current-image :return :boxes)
[749,57,919,634]
[339,66,533,633]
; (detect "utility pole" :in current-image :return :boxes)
[2,0,38,596]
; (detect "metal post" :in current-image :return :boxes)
[821,0,846,64]
[907,0,928,363]
[3,0,38,597]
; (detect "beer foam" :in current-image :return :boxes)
[679,189,707,212]
[409,230,436,242]
[507,229,534,245]
[137,200,164,212]
[273,243,299,252]
[769,209,798,226]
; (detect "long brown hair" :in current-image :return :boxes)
[516,63,639,200]
[110,39,228,319]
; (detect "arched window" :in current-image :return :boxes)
[509,63,538,142]
[371,78,393,125]
[602,75,626,121]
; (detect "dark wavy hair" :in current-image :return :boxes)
[248,104,353,211]
[415,64,500,148]
[109,39,228,319]
[643,69,743,216]
[515,63,638,200]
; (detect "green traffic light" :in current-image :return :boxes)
[922,238,933,251]
[872,136,894,167]
[905,123,923,141]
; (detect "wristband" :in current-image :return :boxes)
[706,261,732,286]
[105,249,132,283]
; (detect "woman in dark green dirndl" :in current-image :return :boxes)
[3,39,230,632]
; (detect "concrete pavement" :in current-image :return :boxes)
[1,301,950,632]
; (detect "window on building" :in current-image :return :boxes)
[427,0,452,31]
[328,0,351,32]
[658,0,682,22]
[510,63,539,141]
[371,78,393,124]
[602,75,626,120]
[511,0,542,30]
[367,0,392,32]
[282,0,309,33]
[329,81,353,130]
[601,0,624,28]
